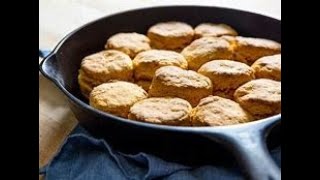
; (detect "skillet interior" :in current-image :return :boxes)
[45,6,281,167]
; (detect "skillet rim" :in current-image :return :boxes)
[39,5,281,133]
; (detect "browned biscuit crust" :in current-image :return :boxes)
[222,36,281,65]
[198,60,255,90]
[251,54,281,81]
[105,32,151,58]
[147,21,194,50]
[194,23,238,38]
[129,97,192,126]
[181,37,233,70]
[133,49,188,80]
[149,66,213,106]
[190,96,253,126]
[234,79,281,117]
[90,81,148,118]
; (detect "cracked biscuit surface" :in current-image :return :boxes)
[149,66,212,107]
[190,96,253,126]
[147,21,194,51]
[133,49,188,81]
[105,32,151,58]
[129,97,192,126]
[194,23,238,38]
[234,79,281,118]
[251,54,281,81]
[222,36,281,65]
[181,37,233,70]
[89,81,148,118]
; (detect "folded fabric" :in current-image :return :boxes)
[40,126,281,180]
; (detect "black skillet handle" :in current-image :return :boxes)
[200,117,281,180]
[39,49,60,84]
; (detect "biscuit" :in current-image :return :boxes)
[80,50,133,83]
[89,81,148,118]
[105,32,151,58]
[222,36,281,65]
[251,54,281,81]
[78,72,93,98]
[78,69,101,88]
[234,79,281,117]
[181,37,233,70]
[198,60,255,91]
[78,50,133,97]
[194,23,238,38]
[190,96,253,126]
[128,97,192,126]
[135,80,152,92]
[149,66,213,106]
[133,49,188,80]
[147,21,194,50]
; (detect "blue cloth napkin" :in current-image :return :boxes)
[40,125,281,180]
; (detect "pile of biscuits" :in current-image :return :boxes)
[78,21,281,127]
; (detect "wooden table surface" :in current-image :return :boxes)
[39,0,281,175]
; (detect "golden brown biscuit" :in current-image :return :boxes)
[80,50,133,83]
[194,23,238,38]
[78,69,102,88]
[181,37,233,70]
[90,81,148,118]
[135,80,152,92]
[149,66,212,106]
[78,72,93,98]
[251,54,281,81]
[234,79,281,117]
[222,36,281,65]
[133,50,188,80]
[128,97,192,126]
[78,50,133,97]
[198,60,255,91]
[147,21,194,50]
[190,96,253,126]
[105,32,151,58]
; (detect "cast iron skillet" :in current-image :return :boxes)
[39,6,281,180]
